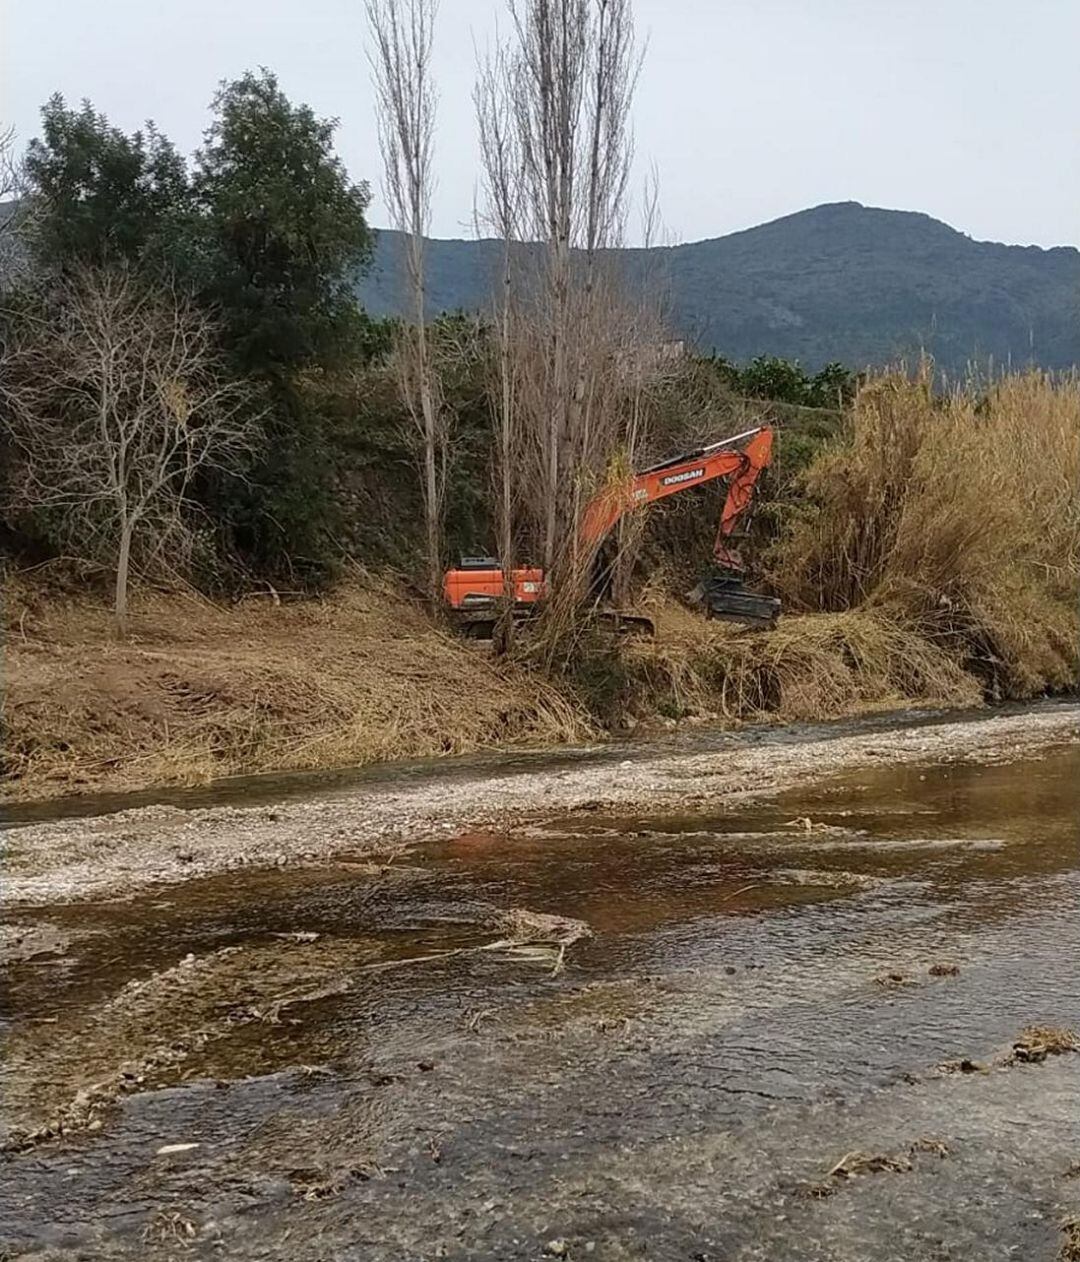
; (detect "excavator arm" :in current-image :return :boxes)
[443,425,779,632]
[711,425,773,569]
[580,425,774,568]
[578,424,780,628]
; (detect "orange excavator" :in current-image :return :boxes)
[443,424,781,634]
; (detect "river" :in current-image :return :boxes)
[1,713,1078,1259]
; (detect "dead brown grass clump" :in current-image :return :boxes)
[770,367,1080,698]
[614,603,980,725]
[1007,1024,1080,1064]
[828,1149,912,1178]
[1,577,590,801]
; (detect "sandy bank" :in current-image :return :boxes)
[4,704,1076,907]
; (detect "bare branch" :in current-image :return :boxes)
[366,0,448,600]
[0,126,34,283]
[1,264,262,635]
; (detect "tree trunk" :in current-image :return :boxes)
[114,517,133,639]
[406,211,442,604]
[496,262,516,654]
[545,233,571,575]
[413,293,442,602]
[423,393,440,600]
[612,384,644,606]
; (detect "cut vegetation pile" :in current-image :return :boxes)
[1,580,587,801]
[597,605,982,725]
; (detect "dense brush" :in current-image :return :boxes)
[769,366,1080,697]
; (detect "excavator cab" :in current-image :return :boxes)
[442,556,546,638]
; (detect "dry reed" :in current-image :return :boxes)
[613,605,981,725]
[769,366,1080,698]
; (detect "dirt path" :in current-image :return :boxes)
[4,704,1077,907]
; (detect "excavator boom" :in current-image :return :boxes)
[580,425,774,566]
[578,424,779,628]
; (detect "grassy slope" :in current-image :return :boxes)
[1,581,587,801]
[0,581,990,805]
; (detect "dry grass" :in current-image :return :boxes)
[608,603,981,726]
[769,367,1080,698]
[609,368,1079,726]
[1,576,589,801]
[5,368,1076,802]
[1007,1024,1080,1064]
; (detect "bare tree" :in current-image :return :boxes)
[610,162,673,603]
[508,0,587,573]
[1,266,260,635]
[0,126,32,284]
[475,41,527,644]
[0,127,16,212]
[366,0,446,600]
[569,0,637,545]
[499,0,640,596]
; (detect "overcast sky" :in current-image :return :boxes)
[2,0,1077,248]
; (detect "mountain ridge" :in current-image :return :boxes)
[356,201,1080,375]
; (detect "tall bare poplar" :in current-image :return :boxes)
[573,0,638,544]
[497,0,640,595]
[508,0,587,573]
[611,162,672,604]
[366,0,445,600]
[475,43,526,637]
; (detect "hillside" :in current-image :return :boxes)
[357,202,1080,375]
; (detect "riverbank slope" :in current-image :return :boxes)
[1,576,1013,806]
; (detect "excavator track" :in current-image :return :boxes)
[595,610,655,636]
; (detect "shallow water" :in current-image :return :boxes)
[4,699,1054,829]
[2,736,1078,1260]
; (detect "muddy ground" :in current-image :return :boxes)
[3,703,1077,907]
[1,705,1079,1260]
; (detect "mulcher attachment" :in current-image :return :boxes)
[689,574,781,630]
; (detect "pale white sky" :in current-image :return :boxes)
[2,0,1077,247]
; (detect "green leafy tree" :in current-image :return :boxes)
[706,353,855,411]
[706,355,744,393]
[23,95,190,269]
[194,70,374,376]
[191,70,376,577]
[738,355,812,406]
[807,361,857,409]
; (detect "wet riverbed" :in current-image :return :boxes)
[2,738,1079,1259]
